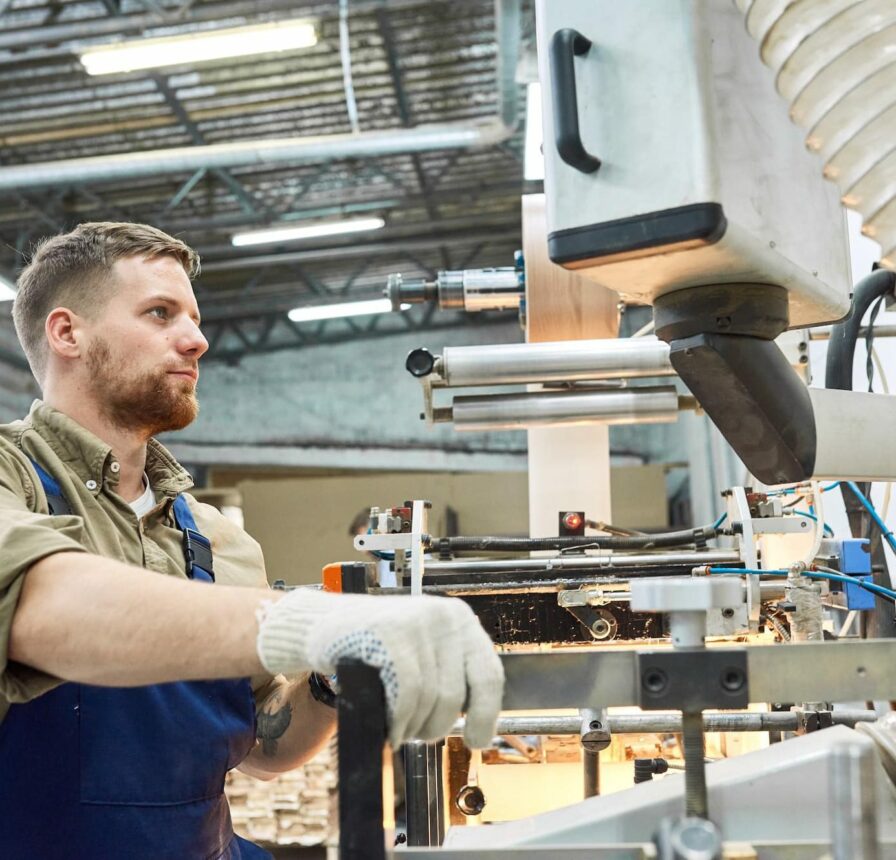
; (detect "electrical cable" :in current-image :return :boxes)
[872,346,890,395]
[866,295,885,392]
[338,0,361,134]
[436,524,720,554]
[801,482,826,566]
[630,320,655,338]
[708,567,896,603]
[826,271,896,632]
[843,481,896,557]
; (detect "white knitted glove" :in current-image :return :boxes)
[256,588,504,749]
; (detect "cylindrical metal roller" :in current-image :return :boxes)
[438,337,673,387]
[459,269,524,310]
[449,386,680,430]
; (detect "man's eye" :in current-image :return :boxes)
[148,307,169,320]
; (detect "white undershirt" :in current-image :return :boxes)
[129,474,156,518]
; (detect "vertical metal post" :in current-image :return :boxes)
[404,740,429,845]
[403,739,445,846]
[829,741,879,860]
[337,660,387,860]
[428,740,445,844]
[580,707,607,799]
[583,749,600,798]
[681,711,708,820]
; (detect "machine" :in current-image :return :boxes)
[329,2,896,858]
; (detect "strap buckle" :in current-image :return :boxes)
[182,528,215,580]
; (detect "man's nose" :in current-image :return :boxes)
[178,319,209,358]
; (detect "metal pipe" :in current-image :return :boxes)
[583,750,600,799]
[448,710,877,737]
[438,338,674,387]
[449,386,681,431]
[0,122,509,190]
[811,325,896,341]
[404,739,444,847]
[424,551,741,573]
[0,0,520,191]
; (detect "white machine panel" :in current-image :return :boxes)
[535,0,851,327]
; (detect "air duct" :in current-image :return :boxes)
[738,0,896,269]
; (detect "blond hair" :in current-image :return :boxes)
[13,222,200,384]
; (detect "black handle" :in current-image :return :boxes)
[549,28,601,174]
[337,659,387,860]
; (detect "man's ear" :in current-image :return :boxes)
[45,307,84,361]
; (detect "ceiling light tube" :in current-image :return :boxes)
[80,19,317,76]
[288,298,409,323]
[232,217,386,247]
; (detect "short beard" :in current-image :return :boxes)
[87,339,199,437]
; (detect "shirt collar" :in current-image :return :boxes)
[26,400,194,499]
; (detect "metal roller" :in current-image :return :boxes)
[447,386,682,430]
[437,337,673,387]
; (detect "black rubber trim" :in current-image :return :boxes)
[548,202,727,267]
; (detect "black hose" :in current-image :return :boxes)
[825,268,895,391]
[433,526,719,554]
[825,267,896,639]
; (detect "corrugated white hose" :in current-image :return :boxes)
[737,0,896,269]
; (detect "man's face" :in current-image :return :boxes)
[83,254,208,437]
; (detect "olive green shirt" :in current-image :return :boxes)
[0,400,273,725]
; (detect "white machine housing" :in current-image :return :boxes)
[535,0,851,327]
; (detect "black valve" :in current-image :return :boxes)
[634,757,669,784]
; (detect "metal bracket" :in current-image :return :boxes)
[636,648,749,711]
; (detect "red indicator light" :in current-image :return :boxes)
[563,512,583,530]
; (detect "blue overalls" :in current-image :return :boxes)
[0,460,272,859]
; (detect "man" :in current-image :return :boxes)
[0,222,503,859]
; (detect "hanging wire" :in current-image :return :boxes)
[865,295,884,392]
[339,0,361,134]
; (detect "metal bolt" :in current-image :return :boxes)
[720,667,745,692]
[591,618,610,637]
[643,668,668,695]
[681,712,709,819]
[721,608,735,619]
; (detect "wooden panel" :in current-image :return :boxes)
[523,193,620,343]
[523,194,620,537]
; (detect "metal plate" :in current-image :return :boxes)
[635,648,749,711]
[500,640,896,710]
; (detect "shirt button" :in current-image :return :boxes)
[85,479,98,491]
[110,462,120,474]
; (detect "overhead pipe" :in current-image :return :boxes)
[0,0,521,191]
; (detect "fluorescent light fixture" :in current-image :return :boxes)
[524,81,545,181]
[288,298,409,324]
[232,217,385,247]
[80,19,317,76]
[0,275,15,302]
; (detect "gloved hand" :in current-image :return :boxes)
[256,588,504,749]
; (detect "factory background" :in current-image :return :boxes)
[3,1,896,855]
[0,0,703,583]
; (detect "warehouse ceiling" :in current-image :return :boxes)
[0,0,534,365]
